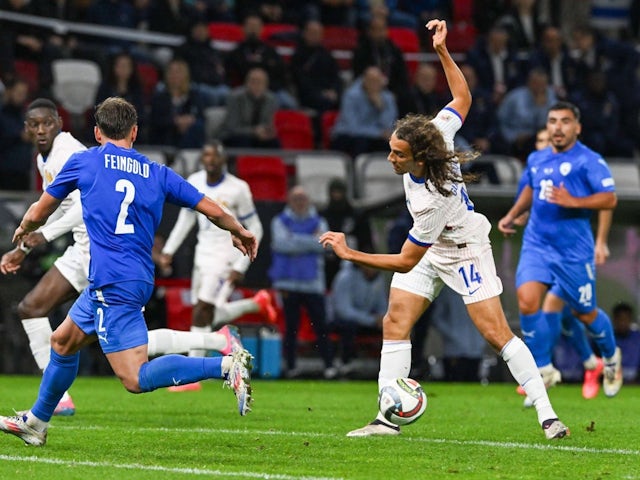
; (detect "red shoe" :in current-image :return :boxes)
[53,394,76,416]
[516,385,526,396]
[167,382,202,392]
[254,289,277,323]
[582,357,604,399]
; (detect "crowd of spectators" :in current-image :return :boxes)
[1,0,640,180]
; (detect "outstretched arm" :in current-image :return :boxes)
[194,196,258,261]
[427,19,472,120]
[13,193,63,243]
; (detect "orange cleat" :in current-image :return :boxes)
[167,382,202,392]
[254,289,277,323]
[582,357,604,399]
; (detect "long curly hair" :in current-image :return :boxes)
[393,114,479,196]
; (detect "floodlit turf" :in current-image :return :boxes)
[0,376,638,480]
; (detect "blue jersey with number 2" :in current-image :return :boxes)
[47,142,204,289]
[521,141,615,262]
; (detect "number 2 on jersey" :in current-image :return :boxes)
[115,179,135,234]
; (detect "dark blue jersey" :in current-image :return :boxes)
[522,141,615,262]
[47,142,204,288]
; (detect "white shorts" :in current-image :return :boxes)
[191,261,233,305]
[54,244,90,292]
[390,242,503,304]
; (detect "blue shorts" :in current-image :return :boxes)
[69,281,154,354]
[516,246,596,314]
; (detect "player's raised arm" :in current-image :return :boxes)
[427,19,471,120]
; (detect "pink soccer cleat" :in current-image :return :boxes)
[253,289,277,324]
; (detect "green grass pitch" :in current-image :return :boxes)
[0,376,638,479]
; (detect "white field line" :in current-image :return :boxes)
[54,425,640,456]
[0,454,341,480]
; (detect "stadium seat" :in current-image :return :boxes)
[322,25,359,70]
[136,62,160,102]
[137,146,169,166]
[294,152,352,207]
[235,155,288,201]
[475,154,523,185]
[321,110,339,149]
[274,109,315,150]
[388,27,420,75]
[51,59,102,115]
[208,22,244,42]
[173,148,202,177]
[261,23,299,47]
[445,22,477,53]
[14,59,39,96]
[608,161,640,192]
[354,152,404,202]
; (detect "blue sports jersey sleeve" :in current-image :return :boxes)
[46,152,82,199]
[163,166,205,208]
[585,157,615,193]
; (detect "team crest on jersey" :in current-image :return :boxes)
[559,162,572,176]
[45,171,53,184]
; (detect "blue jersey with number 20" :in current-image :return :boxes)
[47,142,204,289]
[521,141,615,262]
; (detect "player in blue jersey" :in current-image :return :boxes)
[511,126,608,402]
[0,97,257,447]
[498,101,622,401]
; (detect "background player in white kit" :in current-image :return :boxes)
[0,100,257,410]
[158,141,276,391]
[320,19,569,440]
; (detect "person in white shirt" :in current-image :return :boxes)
[320,20,569,441]
[158,141,276,391]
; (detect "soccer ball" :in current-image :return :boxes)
[378,377,427,426]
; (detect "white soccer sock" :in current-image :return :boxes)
[147,328,230,356]
[214,280,234,307]
[501,337,557,425]
[583,354,598,371]
[374,340,412,424]
[25,410,48,432]
[188,325,212,357]
[21,318,52,371]
[213,299,258,327]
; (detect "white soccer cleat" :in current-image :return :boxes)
[542,418,570,440]
[539,365,562,388]
[0,415,47,446]
[225,348,253,416]
[603,347,623,397]
[346,420,400,437]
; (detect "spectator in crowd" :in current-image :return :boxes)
[497,0,542,53]
[224,13,296,108]
[147,0,195,35]
[352,15,411,105]
[309,0,358,27]
[290,20,342,115]
[320,178,373,288]
[457,63,496,156]
[269,186,336,379]
[355,0,419,29]
[496,68,556,160]
[219,67,280,148]
[528,25,578,101]
[174,19,230,107]
[569,70,634,157]
[95,52,146,139]
[149,58,206,148]
[331,66,398,159]
[611,302,640,383]
[0,78,32,190]
[397,62,447,118]
[236,0,300,24]
[329,260,387,376]
[465,24,524,106]
[85,0,142,53]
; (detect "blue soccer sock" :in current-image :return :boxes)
[138,354,223,392]
[543,311,562,359]
[520,311,551,367]
[585,308,616,359]
[561,307,594,362]
[31,349,80,422]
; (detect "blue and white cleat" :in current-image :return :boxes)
[225,348,253,415]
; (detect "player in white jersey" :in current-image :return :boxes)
[320,20,569,440]
[158,141,276,391]
[0,100,255,409]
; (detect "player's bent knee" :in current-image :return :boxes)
[118,375,143,394]
[17,298,48,319]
